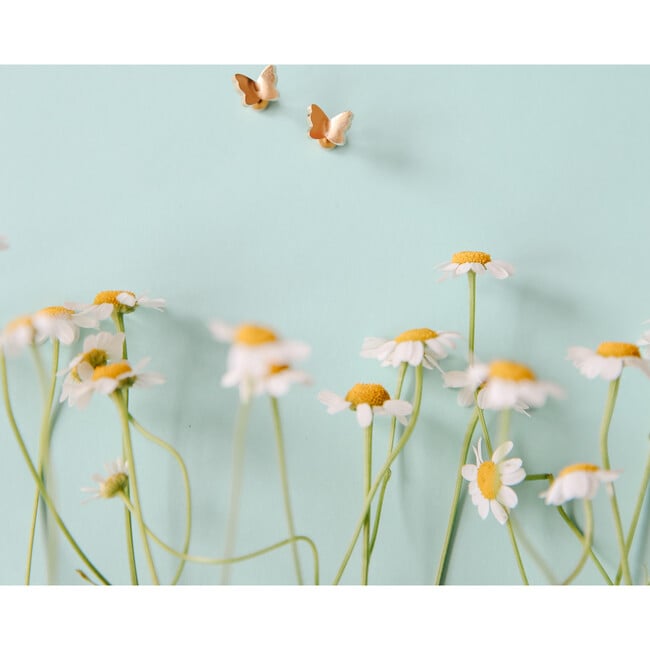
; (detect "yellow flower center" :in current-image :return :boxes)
[345,383,390,408]
[488,360,536,382]
[451,251,492,265]
[5,316,33,333]
[395,328,438,342]
[100,472,129,498]
[596,342,640,358]
[71,348,109,382]
[558,462,599,478]
[38,306,74,319]
[92,361,132,381]
[477,461,501,500]
[269,364,289,375]
[234,324,278,345]
[94,290,136,306]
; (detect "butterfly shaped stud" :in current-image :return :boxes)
[307,104,353,148]
[233,65,279,111]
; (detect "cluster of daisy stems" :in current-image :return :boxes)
[1,242,649,586]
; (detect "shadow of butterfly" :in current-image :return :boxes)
[233,65,279,111]
[308,104,353,148]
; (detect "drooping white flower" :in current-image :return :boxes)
[69,290,166,317]
[81,458,129,501]
[318,383,412,428]
[567,342,650,380]
[437,250,514,281]
[0,315,36,356]
[361,327,460,370]
[444,359,564,414]
[251,364,312,399]
[540,463,620,506]
[31,304,112,345]
[462,439,526,524]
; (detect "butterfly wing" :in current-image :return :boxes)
[308,104,330,140]
[233,73,261,106]
[256,65,279,101]
[326,111,354,145]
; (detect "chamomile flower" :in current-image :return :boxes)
[444,359,564,414]
[81,458,129,501]
[32,304,112,345]
[318,383,413,428]
[91,290,165,314]
[462,439,526,524]
[437,250,514,281]
[63,358,165,409]
[251,364,312,399]
[361,327,460,369]
[0,315,36,356]
[567,342,650,380]
[540,463,620,506]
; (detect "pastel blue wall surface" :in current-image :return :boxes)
[1,66,649,585]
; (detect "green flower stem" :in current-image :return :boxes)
[25,340,60,584]
[509,514,558,584]
[30,343,48,400]
[599,377,632,584]
[129,413,192,586]
[333,365,423,585]
[562,500,594,585]
[368,362,408,559]
[221,399,251,585]
[361,423,373,585]
[616,446,650,584]
[1,351,110,585]
[524,473,554,482]
[119,493,320,584]
[113,391,159,584]
[434,407,480,585]
[112,312,137,583]
[498,408,511,446]
[269,396,303,586]
[468,270,476,364]
[476,404,494,456]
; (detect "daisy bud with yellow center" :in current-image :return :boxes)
[252,363,312,398]
[568,341,650,380]
[0,315,35,356]
[81,459,129,501]
[361,326,460,369]
[318,383,413,428]
[540,463,620,506]
[437,250,514,281]
[462,439,526,524]
[31,303,112,345]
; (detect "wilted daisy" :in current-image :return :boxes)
[540,463,620,506]
[318,383,412,428]
[32,304,112,345]
[361,327,460,369]
[444,359,564,413]
[437,250,514,281]
[251,364,311,399]
[81,458,129,501]
[567,342,650,380]
[0,315,35,356]
[63,358,165,409]
[462,439,526,524]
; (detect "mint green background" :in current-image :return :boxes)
[1,66,649,585]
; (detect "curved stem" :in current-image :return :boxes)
[498,408,511,447]
[616,446,650,584]
[387,363,408,453]
[361,423,373,585]
[476,404,494,456]
[562,500,594,585]
[25,340,60,584]
[467,270,476,364]
[221,399,251,585]
[368,469,391,556]
[120,493,320,584]
[113,392,159,584]
[509,514,558,584]
[129,414,192,586]
[435,407,479,585]
[599,377,631,584]
[269,397,303,585]
[1,351,110,585]
[332,365,423,585]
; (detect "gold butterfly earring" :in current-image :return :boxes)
[307,104,353,148]
[233,65,279,111]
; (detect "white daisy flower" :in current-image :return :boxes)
[81,458,129,501]
[318,383,413,428]
[540,463,620,506]
[437,250,514,281]
[361,327,460,369]
[59,332,125,404]
[462,439,526,524]
[0,235,8,250]
[0,315,36,356]
[567,342,650,380]
[69,290,166,317]
[32,304,112,346]
[444,359,564,414]
[63,358,165,409]
[251,364,312,399]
